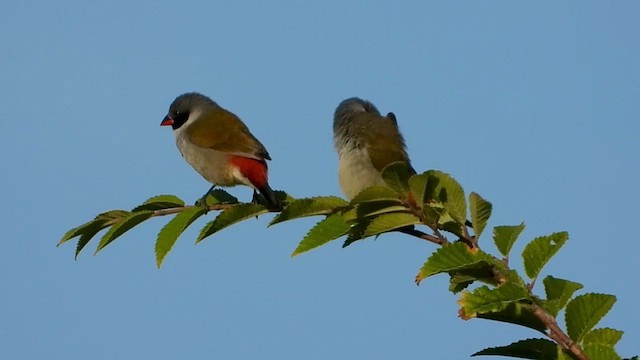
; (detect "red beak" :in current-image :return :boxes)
[160,116,174,126]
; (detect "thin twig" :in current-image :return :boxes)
[529,303,588,360]
[152,204,281,217]
[398,228,448,246]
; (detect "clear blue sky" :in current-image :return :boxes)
[2,1,638,359]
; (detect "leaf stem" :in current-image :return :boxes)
[398,227,448,246]
[529,303,588,360]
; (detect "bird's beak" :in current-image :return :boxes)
[160,116,174,126]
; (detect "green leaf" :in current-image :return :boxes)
[408,172,429,206]
[424,170,467,225]
[58,219,102,246]
[493,223,525,257]
[543,276,584,316]
[478,302,547,333]
[469,192,492,240]
[203,189,238,205]
[416,242,504,284]
[342,217,373,248]
[197,204,269,243]
[472,338,559,359]
[132,194,185,211]
[350,185,402,204]
[291,213,350,256]
[422,203,443,228]
[381,161,413,195]
[459,283,530,319]
[449,274,475,293]
[363,213,420,237]
[582,328,623,347]
[565,293,616,342]
[95,211,155,254]
[74,220,111,259]
[155,207,207,268]
[355,201,408,218]
[522,231,568,279]
[582,343,622,360]
[270,196,348,226]
[58,210,129,246]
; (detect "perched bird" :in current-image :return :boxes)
[161,92,279,208]
[333,97,415,199]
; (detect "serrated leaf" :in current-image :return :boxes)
[469,192,492,240]
[355,201,408,218]
[197,204,269,243]
[270,196,348,226]
[493,223,525,257]
[583,343,622,360]
[566,293,616,342]
[543,276,584,316]
[408,172,429,207]
[75,220,111,259]
[350,185,402,204]
[132,194,185,211]
[424,170,467,225]
[472,338,559,359]
[342,217,373,248]
[522,232,568,279]
[363,213,420,237]
[292,213,350,256]
[449,274,475,293]
[155,207,207,268]
[203,189,238,205]
[583,328,623,347]
[478,302,547,333]
[273,190,296,207]
[58,219,100,246]
[459,283,530,319]
[381,161,413,195]
[95,210,130,223]
[95,211,155,254]
[416,242,504,284]
[422,203,442,228]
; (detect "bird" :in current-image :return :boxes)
[333,97,415,199]
[161,92,279,208]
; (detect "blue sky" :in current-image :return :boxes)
[2,1,638,359]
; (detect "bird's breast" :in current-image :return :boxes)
[175,134,241,186]
[337,141,384,199]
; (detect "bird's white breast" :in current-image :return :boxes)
[174,126,249,187]
[336,138,384,199]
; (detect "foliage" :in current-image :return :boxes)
[58,163,633,359]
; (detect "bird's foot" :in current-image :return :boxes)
[194,185,217,208]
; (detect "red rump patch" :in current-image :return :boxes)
[229,155,269,189]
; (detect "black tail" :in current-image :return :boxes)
[257,184,281,210]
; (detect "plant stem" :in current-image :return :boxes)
[529,303,588,360]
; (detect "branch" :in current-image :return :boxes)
[529,303,588,360]
[398,227,448,246]
[152,204,281,217]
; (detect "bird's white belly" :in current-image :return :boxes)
[338,147,384,199]
[176,136,244,187]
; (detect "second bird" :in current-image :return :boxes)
[333,97,415,199]
[161,92,279,208]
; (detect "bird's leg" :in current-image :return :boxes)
[251,189,262,205]
[195,185,216,207]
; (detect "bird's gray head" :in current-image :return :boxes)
[163,92,217,130]
[333,97,381,134]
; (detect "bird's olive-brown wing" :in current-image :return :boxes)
[186,108,271,160]
[360,112,414,174]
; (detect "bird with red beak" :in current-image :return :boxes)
[161,92,279,208]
